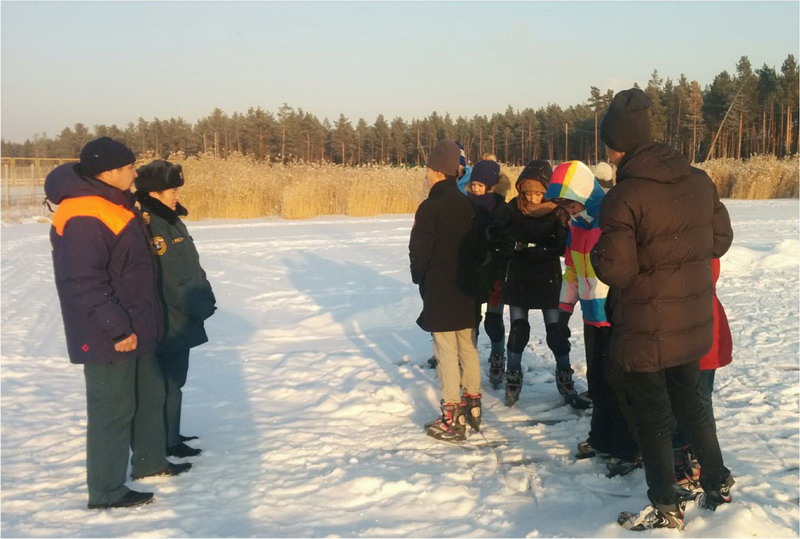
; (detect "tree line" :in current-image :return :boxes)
[3,55,797,165]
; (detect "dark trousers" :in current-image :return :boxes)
[625,359,730,505]
[83,353,168,505]
[673,369,716,448]
[157,349,190,447]
[585,325,639,460]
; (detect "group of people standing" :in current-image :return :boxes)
[45,137,215,509]
[409,87,735,531]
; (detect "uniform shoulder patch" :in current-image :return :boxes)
[151,235,167,256]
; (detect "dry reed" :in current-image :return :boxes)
[134,154,797,221]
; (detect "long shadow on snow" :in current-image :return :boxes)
[285,252,434,425]
[169,307,263,536]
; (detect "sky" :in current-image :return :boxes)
[1,0,798,143]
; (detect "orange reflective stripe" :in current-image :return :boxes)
[53,196,135,236]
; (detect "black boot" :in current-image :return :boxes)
[618,500,686,531]
[167,442,202,458]
[505,371,522,407]
[463,393,482,432]
[131,462,192,480]
[88,490,154,510]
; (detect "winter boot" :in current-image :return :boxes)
[505,371,522,407]
[463,393,482,432]
[674,445,701,490]
[488,352,505,389]
[617,500,686,531]
[694,475,734,511]
[555,367,579,403]
[167,442,202,458]
[425,402,466,443]
[606,456,643,478]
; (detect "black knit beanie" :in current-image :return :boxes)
[79,137,136,177]
[134,160,185,193]
[470,160,500,188]
[426,140,461,177]
[600,88,653,152]
[516,160,553,189]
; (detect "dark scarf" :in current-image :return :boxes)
[134,191,188,224]
[468,192,501,213]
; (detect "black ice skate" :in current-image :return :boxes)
[505,371,522,407]
[462,393,482,432]
[488,353,505,390]
[674,445,701,491]
[694,475,734,511]
[618,500,686,531]
[606,456,643,477]
[555,367,579,403]
[425,402,466,443]
[569,390,592,410]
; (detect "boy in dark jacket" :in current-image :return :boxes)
[135,160,216,459]
[590,89,734,531]
[45,138,190,510]
[409,140,483,442]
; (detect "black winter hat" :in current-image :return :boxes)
[134,160,185,193]
[426,140,461,177]
[600,88,653,152]
[516,160,553,189]
[79,137,136,177]
[470,160,500,188]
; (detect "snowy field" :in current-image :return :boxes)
[1,199,798,537]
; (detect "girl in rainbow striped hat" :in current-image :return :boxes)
[545,160,641,478]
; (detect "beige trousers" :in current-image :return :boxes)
[433,329,481,404]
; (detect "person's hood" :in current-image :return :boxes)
[44,163,132,206]
[616,142,692,185]
[544,160,606,220]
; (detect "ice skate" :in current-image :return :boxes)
[618,500,685,531]
[694,475,734,511]
[488,352,505,389]
[505,371,522,407]
[425,402,466,443]
[462,393,482,432]
[606,456,643,477]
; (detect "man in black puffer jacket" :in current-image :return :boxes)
[409,139,484,442]
[590,89,734,531]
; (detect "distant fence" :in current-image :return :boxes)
[1,158,78,209]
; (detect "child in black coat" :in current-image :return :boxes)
[487,161,570,406]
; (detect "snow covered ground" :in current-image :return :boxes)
[2,199,798,537]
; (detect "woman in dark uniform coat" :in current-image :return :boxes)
[135,160,216,458]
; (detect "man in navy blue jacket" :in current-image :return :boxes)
[46,137,191,510]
